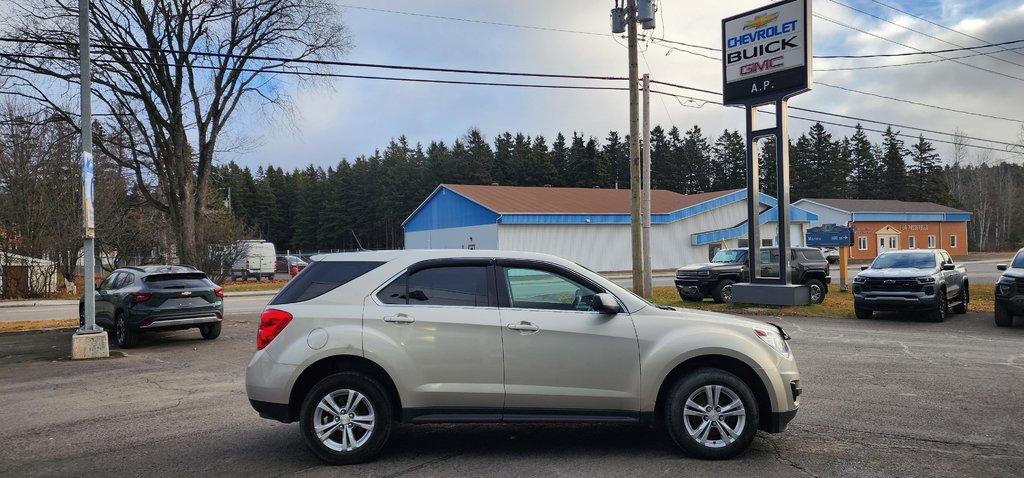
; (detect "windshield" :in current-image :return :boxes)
[711,250,746,263]
[871,252,935,269]
[1013,251,1024,269]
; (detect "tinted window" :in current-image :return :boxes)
[116,273,135,289]
[1013,252,1024,269]
[403,266,489,306]
[871,252,935,269]
[377,273,408,304]
[98,273,121,291]
[144,273,212,289]
[271,261,384,305]
[711,250,746,263]
[504,268,598,311]
[800,249,824,261]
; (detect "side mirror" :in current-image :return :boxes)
[941,263,955,271]
[860,266,869,271]
[997,264,1007,271]
[592,292,621,314]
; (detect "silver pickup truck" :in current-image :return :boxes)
[852,249,968,322]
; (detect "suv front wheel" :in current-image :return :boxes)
[664,368,759,460]
[299,372,393,465]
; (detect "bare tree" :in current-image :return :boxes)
[1,0,351,265]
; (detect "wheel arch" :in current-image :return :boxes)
[288,354,401,424]
[653,354,774,433]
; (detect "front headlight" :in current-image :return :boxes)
[917,277,936,284]
[997,280,1013,295]
[697,271,710,276]
[754,327,790,357]
[853,276,865,283]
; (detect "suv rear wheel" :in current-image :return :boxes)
[664,368,758,460]
[115,312,139,348]
[199,323,221,340]
[300,372,393,465]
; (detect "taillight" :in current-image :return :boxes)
[257,308,293,350]
[129,292,152,303]
[214,287,224,297]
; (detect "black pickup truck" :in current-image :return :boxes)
[674,247,831,304]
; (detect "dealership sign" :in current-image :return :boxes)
[722,0,812,105]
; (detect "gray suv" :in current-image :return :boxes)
[245,250,801,464]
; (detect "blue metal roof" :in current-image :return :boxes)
[403,186,500,232]
[691,205,816,245]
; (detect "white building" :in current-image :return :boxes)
[403,185,817,272]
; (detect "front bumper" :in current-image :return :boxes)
[673,278,717,297]
[853,286,938,311]
[995,294,1024,316]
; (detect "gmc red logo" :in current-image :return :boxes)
[739,56,784,76]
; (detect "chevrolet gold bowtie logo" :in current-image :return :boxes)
[744,13,779,30]
[181,291,192,296]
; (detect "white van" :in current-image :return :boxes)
[232,240,277,281]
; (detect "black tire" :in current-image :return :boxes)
[711,279,736,304]
[679,294,703,302]
[664,368,759,460]
[952,284,969,314]
[995,301,1012,327]
[805,278,826,304]
[199,323,222,340]
[855,307,873,320]
[300,372,393,465]
[79,304,85,328]
[927,291,947,323]
[115,312,139,348]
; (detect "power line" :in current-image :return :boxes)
[815,82,1024,124]
[825,0,1024,69]
[813,13,1024,83]
[649,79,1021,148]
[648,89,1018,154]
[867,0,1024,60]
[815,38,1024,59]
[336,4,607,37]
[816,45,1024,71]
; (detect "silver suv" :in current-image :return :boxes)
[245,250,801,464]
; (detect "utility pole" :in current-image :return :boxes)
[72,0,109,359]
[642,74,652,297]
[627,0,644,296]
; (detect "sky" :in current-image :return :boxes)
[226,0,1024,172]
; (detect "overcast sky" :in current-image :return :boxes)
[227,0,1024,172]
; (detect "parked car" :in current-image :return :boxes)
[994,248,1024,327]
[275,255,308,273]
[245,250,801,464]
[79,265,224,348]
[231,240,276,281]
[821,248,840,264]
[852,249,968,322]
[674,247,831,304]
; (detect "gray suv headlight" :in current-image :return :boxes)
[916,277,936,284]
[754,327,790,357]
[853,276,865,283]
[997,279,1014,295]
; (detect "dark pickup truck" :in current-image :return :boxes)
[995,248,1024,327]
[674,247,831,304]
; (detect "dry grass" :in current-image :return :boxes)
[649,283,995,319]
[0,318,77,332]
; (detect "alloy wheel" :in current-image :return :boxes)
[312,389,376,452]
[681,384,747,448]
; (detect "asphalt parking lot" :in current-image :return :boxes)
[1,310,1022,477]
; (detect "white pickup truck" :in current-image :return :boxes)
[852,249,968,322]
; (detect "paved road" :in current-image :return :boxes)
[1,309,1021,477]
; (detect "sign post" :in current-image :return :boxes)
[722,0,813,306]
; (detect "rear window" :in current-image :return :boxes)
[800,249,825,261]
[144,273,212,289]
[270,261,384,304]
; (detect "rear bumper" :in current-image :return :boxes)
[140,315,221,329]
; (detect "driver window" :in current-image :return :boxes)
[504,268,598,311]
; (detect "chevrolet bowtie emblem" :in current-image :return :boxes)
[744,13,779,30]
[181,291,193,296]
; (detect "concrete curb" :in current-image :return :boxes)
[0,300,79,309]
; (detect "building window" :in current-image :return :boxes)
[859,236,868,250]
[950,235,957,248]
[879,238,885,248]
[908,236,916,249]
[927,235,936,249]
[761,238,773,247]
[889,237,898,249]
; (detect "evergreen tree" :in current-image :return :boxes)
[909,135,953,205]
[602,131,629,189]
[550,133,569,186]
[848,124,879,199]
[880,126,908,200]
[464,129,494,184]
[713,130,747,190]
[681,125,712,193]
[648,126,672,190]
[493,132,515,185]
[758,136,778,195]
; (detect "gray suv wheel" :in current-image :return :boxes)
[299,372,393,465]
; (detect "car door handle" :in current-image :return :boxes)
[507,321,539,332]
[383,314,415,324]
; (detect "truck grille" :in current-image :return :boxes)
[676,271,705,278]
[1017,279,1024,293]
[862,279,921,292]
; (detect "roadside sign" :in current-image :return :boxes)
[722,0,812,105]
[806,224,854,247]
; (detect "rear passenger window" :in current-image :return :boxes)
[378,266,489,307]
[801,249,824,261]
[270,261,384,305]
[144,273,210,289]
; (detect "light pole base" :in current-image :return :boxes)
[72,331,109,359]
